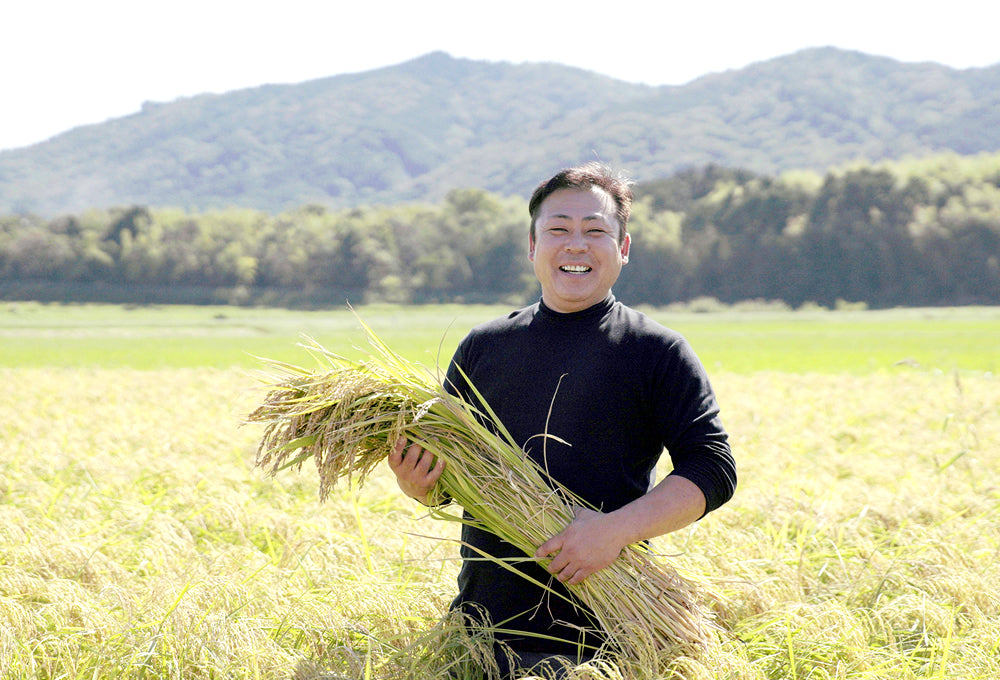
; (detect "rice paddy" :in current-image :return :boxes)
[1,303,997,678]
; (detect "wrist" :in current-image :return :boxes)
[417,487,450,507]
[605,506,643,548]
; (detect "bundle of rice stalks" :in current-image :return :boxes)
[245,323,718,660]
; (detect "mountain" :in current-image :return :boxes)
[2,48,999,216]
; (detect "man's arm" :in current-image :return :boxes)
[534,474,705,586]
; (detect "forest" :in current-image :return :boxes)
[2,152,999,309]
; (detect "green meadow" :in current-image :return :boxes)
[1,302,998,679]
[2,301,998,374]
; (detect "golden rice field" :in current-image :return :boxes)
[1,306,998,679]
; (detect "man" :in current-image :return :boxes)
[389,162,736,676]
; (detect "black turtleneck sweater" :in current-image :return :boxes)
[443,295,736,656]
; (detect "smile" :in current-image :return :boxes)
[559,265,591,273]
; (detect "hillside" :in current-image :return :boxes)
[2,48,999,215]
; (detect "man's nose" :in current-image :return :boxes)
[565,229,587,250]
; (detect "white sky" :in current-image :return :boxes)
[3,0,999,152]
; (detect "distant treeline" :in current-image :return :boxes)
[2,153,999,308]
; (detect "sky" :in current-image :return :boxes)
[3,0,999,152]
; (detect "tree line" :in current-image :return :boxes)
[2,153,999,309]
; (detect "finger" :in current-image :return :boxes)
[397,442,424,474]
[565,568,588,586]
[415,445,434,469]
[544,549,571,576]
[555,562,578,583]
[409,441,429,463]
[388,437,407,469]
[425,456,446,483]
[535,536,560,560]
[408,449,435,478]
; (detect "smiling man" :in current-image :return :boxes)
[389,162,736,678]
[528,181,631,314]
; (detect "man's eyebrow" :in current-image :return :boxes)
[548,213,606,221]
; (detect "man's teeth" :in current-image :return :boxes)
[560,265,591,273]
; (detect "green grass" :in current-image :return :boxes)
[0,302,495,370]
[2,301,998,374]
[669,307,1000,374]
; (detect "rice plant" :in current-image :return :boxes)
[245,322,719,664]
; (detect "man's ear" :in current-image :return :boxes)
[528,234,536,261]
[620,232,631,264]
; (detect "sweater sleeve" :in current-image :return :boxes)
[657,337,737,515]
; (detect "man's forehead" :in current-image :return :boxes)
[538,186,617,220]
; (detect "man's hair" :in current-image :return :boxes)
[528,162,633,243]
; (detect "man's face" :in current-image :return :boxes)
[529,186,631,314]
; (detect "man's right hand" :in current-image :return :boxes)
[387,437,446,506]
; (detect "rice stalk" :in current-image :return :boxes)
[244,324,719,660]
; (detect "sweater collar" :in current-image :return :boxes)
[537,294,616,322]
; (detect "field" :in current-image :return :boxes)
[1,302,998,679]
[3,302,998,373]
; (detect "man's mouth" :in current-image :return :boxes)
[559,265,591,273]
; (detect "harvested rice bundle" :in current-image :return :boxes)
[246,326,718,659]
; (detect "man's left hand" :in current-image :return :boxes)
[534,508,625,586]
